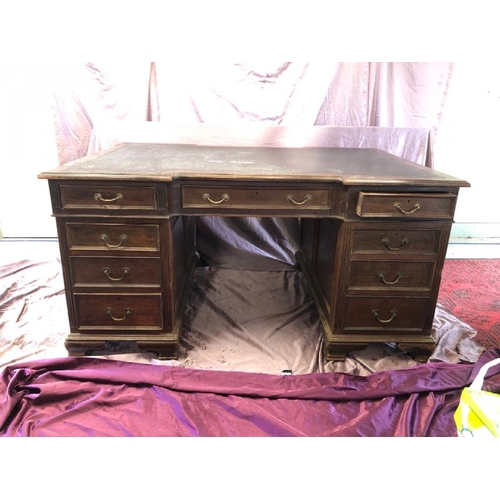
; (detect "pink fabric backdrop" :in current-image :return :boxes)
[51,62,454,167]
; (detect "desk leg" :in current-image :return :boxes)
[324,342,369,361]
[65,338,107,357]
[397,342,434,363]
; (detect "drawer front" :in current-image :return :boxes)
[347,261,435,292]
[351,228,440,256]
[60,184,157,211]
[356,192,456,219]
[182,185,331,211]
[74,293,163,330]
[342,297,430,332]
[70,256,161,287]
[66,223,160,252]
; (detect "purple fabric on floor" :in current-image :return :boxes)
[2,350,499,437]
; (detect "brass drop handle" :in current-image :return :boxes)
[394,202,420,214]
[101,234,128,249]
[103,267,130,281]
[106,307,132,321]
[94,192,124,203]
[377,272,403,285]
[286,194,312,205]
[382,237,409,251]
[372,309,398,323]
[202,193,230,204]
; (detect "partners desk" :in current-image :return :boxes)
[39,143,470,362]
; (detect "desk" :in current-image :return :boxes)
[39,143,469,361]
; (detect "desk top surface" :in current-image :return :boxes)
[39,143,470,187]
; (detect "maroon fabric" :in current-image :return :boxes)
[2,350,500,437]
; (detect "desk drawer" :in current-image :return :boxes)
[351,228,440,256]
[356,192,456,219]
[66,223,160,252]
[60,184,157,211]
[182,185,331,211]
[70,256,161,287]
[343,297,429,332]
[347,261,435,292]
[74,293,163,330]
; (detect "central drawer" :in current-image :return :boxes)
[181,185,332,211]
[74,293,163,330]
[70,256,161,287]
[66,223,160,252]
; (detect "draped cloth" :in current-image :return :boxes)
[51,62,454,167]
[1,349,499,437]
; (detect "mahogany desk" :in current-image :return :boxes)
[39,143,470,361]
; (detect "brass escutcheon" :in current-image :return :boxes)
[377,272,403,285]
[394,202,421,214]
[106,307,133,321]
[101,234,128,249]
[382,237,410,251]
[103,267,131,281]
[286,194,312,205]
[202,193,230,204]
[372,309,398,323]
[94,192,124,203]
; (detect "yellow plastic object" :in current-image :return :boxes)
[454,358,500,437]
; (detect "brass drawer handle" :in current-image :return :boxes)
[394,202,420,214]
[101,234,128,249]
[372,309,397,323]
[202,193,230,204]
[103,267,131,281]
[106,307,132,321]
[94,192,124,203]
[286,194,312,205]
[382,237,409,251]
[377,272,403,285]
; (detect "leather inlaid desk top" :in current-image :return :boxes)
[39,143,470,187]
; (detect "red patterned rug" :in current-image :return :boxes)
[438,259,500,349]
